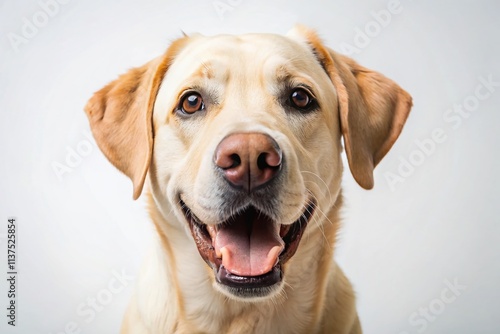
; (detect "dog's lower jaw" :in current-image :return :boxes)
[121,191,361,334]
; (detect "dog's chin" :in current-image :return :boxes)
[213,265,284,301]
[179,197,316,301]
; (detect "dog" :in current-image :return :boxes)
[85,25,412,334]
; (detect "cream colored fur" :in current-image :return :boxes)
[85,25,412,334]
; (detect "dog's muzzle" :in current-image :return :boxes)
[180,132,316,299]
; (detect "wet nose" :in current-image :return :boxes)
[214,133,282,192]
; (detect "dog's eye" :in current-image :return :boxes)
[180,93,204,114]
[289,88,315,111]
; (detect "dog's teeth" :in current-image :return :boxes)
[280,225,290,237]
[216,246,224,259]
[207,225,217,240]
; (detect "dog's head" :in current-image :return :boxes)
[85,26,411,301]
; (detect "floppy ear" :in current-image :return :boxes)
[289,26,413,189]
[328,51,413,189]
[85,38,188,199]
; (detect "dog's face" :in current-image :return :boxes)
[85,26,412,302]
[151,32,342,299]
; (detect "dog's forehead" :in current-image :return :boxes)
[186,33,309,56]
[154,33,331,123]
[168,33,319,80]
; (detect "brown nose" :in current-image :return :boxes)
[214,133,282,192]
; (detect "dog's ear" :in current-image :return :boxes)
[328,51,413,189]
[85,38,189,199]
[289,25,413,189]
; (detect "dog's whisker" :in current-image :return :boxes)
[314,214,331,248]
[301,171,333,204]
[305,202,329,246]
[313,205,338,249]
[299,193,331,247]
[314,204,335,228]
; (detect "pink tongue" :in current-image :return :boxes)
[214,209,284,277]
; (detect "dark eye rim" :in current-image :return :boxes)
[176,91,205,115]
[286,87,318,113]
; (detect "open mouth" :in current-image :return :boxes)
[180,198,316,297]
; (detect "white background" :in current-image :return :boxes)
[1,0,499,333]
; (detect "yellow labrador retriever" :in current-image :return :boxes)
[85,25,412,334]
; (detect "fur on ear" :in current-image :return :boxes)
[288,25,413,189]
[85,37,189,199]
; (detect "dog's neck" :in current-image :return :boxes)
[138,190,344,333]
